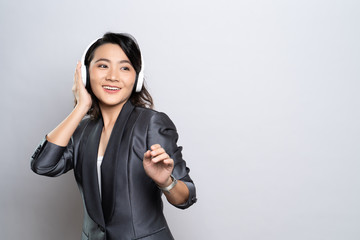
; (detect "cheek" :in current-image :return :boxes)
[89,69,102,81]
[88,75,101,98]
[89,71,103,88]
[128,76,136,87]
[123,74,136,88]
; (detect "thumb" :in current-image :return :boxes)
[143,150,151,161]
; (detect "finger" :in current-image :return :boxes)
[151,152,170,163]
[73,61,81,85]
[163,158,174,167]
[73,62,78,84]
[150,147,165,157]
[76,61,84,86]
[143,150,151,161]
[160,158,174,170]
[150,144,161,150]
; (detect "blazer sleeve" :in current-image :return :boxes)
[30,137,74,177]
[30,118,90,177]
[147,112,197,209]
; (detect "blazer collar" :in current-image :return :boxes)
[101,101,135,222]
[81,101,135,227]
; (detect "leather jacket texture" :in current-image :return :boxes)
[31,101,197,240]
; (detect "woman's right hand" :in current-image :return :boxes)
[72,61,92,111]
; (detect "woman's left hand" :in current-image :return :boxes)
[143,144,174,188]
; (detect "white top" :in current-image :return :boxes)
[97,156,104,198]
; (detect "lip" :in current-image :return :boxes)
[102,85,121,93]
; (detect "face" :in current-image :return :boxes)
[88,43,136,109]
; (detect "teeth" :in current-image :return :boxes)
[103,86,120,90]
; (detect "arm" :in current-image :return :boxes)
[143,112,197,209]
[144,145,190,206]
[47,61,91,146]
[31,62,92,176]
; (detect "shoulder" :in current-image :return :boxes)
[73,115,92,139]
[79,115,92,126]
[79,115,92,130]
[133,106,158,117]
[133,107,176,129]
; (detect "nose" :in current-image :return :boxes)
[106,67,119,81]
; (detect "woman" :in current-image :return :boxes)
[31,32,197,240]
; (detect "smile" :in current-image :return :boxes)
[103,85,121,91]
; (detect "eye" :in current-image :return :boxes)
[120,66,130,71]
[98,64,108,69]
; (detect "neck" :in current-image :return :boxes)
[99,101,127,131]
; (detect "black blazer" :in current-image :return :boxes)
[31,101,197,240]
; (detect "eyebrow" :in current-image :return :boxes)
[94,58,131,64]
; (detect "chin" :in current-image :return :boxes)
[99,97,130,108]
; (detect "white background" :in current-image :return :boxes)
[0,0,359,239]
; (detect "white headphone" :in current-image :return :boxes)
[80,38,144,93]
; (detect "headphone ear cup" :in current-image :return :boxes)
[85,67,91,89]
[81,39,99,86]
[81,64,87,85]
[135,71,144,92]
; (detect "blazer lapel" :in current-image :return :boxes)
[101,101,135,223]
[81,118,106,227]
